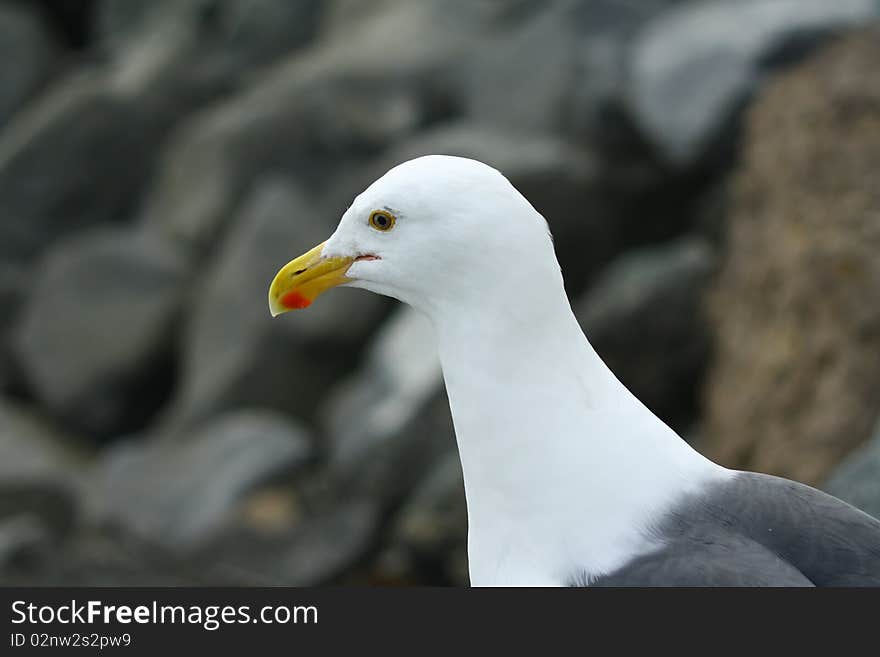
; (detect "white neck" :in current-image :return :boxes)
[428,272,725,586]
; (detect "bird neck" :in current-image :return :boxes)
[429,280,721,584]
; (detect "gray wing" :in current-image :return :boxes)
[583,472,880,587]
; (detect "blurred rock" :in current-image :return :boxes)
[200,497,380,585]
[92,409,313,552]
[381,450,468,586]
[0,3,55,125]
[461,2,578,133]
[0,72,159,265]
[0,514,56,572]
[322,307,453,505]
[626,0,880,168]
[824,420,880,521]
[141,0,481,250]
[575,238,715,430]
[559,0,681,152]
[0,399,83,536]
[98,0,322,92]
[0,263,24,391]
[11,227,187,438]
[703,29,880,484]
[166,179,387,428]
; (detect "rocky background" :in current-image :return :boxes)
[1,0,879,586]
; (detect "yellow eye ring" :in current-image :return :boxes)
[369,210,396,232]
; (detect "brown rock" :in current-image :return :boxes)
[702,29,880,484]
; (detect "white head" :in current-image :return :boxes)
[268,155,563,320]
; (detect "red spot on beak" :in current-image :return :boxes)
[280,290,311,309]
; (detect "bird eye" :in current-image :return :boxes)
[369,210,396,232]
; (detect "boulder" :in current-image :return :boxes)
[380,450,468,586]
[0,3,55,125]
[165,178,388,429]
[0,72,160,266]
[91,409,313,553]
[139,0,487,250]
[196,497,381,585]
[0,399,84,537]
[626,0,880,168]
[575,238,716,430]
[11,227,187,438]
[321,307,453,505]
[702,29,880,484]
[98,0,322,75]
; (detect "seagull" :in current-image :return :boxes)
[268,155,880,586]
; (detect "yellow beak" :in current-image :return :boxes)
[268,242,354,316]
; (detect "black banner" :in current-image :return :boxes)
[0,588,876,652]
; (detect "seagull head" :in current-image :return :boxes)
[268,155,560,319]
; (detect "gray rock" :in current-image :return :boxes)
[322,307,453,504]
[0,263,24,391]
[567,0,683,153]
[139,0,491,250]
[0,3,55,125]
[0,399,84,536]
[11,227,187,437]
[92,409,313,552]
[0,72,161,266]
[574,238,716,430]
[0,515,53,570]
[626,0,880,167]
[198,497,381,585]
[381,450,468,585]
[165,178,387,429]
[461,3,579,133]
[824,420,880,521]
[98,0,322,74]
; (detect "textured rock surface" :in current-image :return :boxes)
[627,0,880,167]
[575,238,716,430]
[321,307,452,505]
[0,399,84,538]
[91,409,313,552]
[0,3,55,125]
[703,29,880,484]
[11,227,187,437]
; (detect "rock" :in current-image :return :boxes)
[198,497,381,585]
[574,238,716,430]
[98,0,322,75]
[321,307,453,505]
[460,2,579,133]
[11,227,187,438]
[139,0,490,250]
[0,3,55,125]
[0,399,84,536]
[0,72,163,267]
[626,0,880,168]
[703,29,880,484]
[91,409,313,553]
[380,450,468,585]
[165,178,387,429]
[0,515,54,570]
[360,122,615,287]
[824,420,880,521]
[567,0,683,157]
[0,263,25,391]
